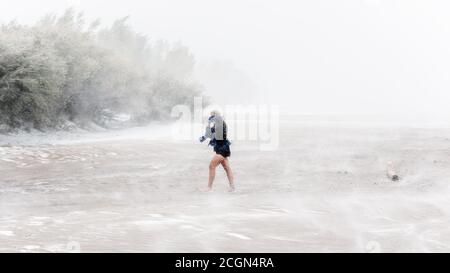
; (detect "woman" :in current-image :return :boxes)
[199,111,235,192]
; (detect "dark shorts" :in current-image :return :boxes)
[214,141,231,158]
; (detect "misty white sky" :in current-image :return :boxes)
[2,0,450,117]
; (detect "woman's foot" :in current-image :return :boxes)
[199,186,212,192]
[228,184,236,192]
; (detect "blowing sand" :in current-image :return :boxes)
[1,118,450,252]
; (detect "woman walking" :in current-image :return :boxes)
[199,111,235,192]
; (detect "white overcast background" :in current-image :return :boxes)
[1,0,450,118]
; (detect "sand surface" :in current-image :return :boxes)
[1,118,450,252]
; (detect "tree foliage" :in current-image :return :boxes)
[0,10,202,131]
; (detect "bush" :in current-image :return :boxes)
[0,9,202,131]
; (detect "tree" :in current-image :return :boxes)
[0,10,203,131]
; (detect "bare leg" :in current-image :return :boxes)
[199,154,224,192]
[221,158,235,192]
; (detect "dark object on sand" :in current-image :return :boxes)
[387,161,400,181]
